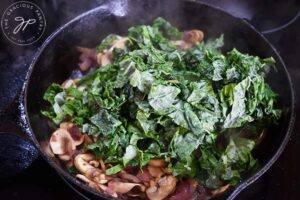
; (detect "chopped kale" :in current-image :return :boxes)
[42,18,281,189]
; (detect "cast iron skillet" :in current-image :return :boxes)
[14,0,295,199]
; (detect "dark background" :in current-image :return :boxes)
[0,0,299,199]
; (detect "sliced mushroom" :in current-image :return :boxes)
[96,174,108,185]
[136,171,151,183]
[77,46,97,60]
[89,160,100,168]
[108,179,145,194]
[59,122,70,129]
[97,52,112,66]
[76,174,100,191]
[211,184,230,197]
[96,37,128,66]
[110,37,128,50]
[148,159,166,168]
[74,153,109,185]
[58,154,72,161]
[61,79,76,89]
[85,167,101,178]
[170,40,192,51]
[183,29,204,45]
[127,191,146,198]
[105,186,118,198]
[146,175,177,200]
[74,153,98,175]
[85,168,108,184]
[149,180,156,187]
[148,165,164,179]
[77,173,118,197]
[83,134,94,145]
[99,159,106,172]
[170,179,199,200]
[49,128,76,156]
[59,122,84,146]
[77,47,97,71]
[163,168,173,175]
[78,56,92,71]
[119,171,141,183]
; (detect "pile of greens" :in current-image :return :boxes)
[42,18,281,189]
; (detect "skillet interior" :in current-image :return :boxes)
[25,0,294,199]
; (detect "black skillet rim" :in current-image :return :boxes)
[21,1,296,199]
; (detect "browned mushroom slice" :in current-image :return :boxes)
[136,171,151,183]
[77,173,117,197]
[78,57,92,71]
[77,47,97,71]
[49,128,76,156]
[108,179,145,194]
[118,171,141,183]
[83,134,93,145]
[68,127,84,146]
[170,179,199,200]
[148,159,166,168]
[59,122,84,146]
[147,165,164,179]
[76,174,100,191]
[183,29,204,45]
[211,184,230,197]
[77,46,97,61]
[146,175,177,200]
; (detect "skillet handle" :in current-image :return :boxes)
[0,91,39,178]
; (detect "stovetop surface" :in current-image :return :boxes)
[0,0,300,199]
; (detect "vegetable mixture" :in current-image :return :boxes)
[42,18,281,199]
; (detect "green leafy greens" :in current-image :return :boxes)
[42,17,281,189]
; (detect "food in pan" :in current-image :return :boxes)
[42,18,281,199]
